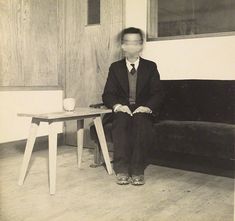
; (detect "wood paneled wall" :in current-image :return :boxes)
[0,0,65,87]
[65,0,124,106]
[0,0,124,146]
[65,0,125,145]
[0,0,123,92]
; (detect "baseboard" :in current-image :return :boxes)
[0,133,65,157]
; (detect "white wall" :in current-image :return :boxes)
[125,0,235,80]
[0,90,63,143]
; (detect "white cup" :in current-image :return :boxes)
[63,98,76,112]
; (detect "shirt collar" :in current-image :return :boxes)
[125,57,140,72]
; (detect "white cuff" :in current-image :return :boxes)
[145,106,152,114]
[113,104,122,112]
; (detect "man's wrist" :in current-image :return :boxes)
[113,104,122,112]
[142,106,152,114]
[147,107,153,114]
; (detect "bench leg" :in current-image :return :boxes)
[77,119,84,168]
[18,118,40,185]
[90,143,103,168]
[48,122,58,195]
[93,116,113,175]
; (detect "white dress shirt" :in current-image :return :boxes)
[125,57,140,72]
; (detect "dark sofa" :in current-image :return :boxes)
[90,80,235,174]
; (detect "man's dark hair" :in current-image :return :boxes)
[120,27,144,43]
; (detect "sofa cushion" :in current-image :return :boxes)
[90,119,235,160]
[153,120,235,159]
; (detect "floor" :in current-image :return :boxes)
[0,145,234,221]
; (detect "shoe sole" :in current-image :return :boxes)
[131,181,145,186]
[116,181,130,185]
[117,178,132,185]
[132,183,145,186]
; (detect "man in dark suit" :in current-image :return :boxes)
[102,27,163,185]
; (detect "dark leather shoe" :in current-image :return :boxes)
[131,175,145,186]
[116,173,131,185]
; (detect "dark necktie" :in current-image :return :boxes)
[130,64,136,75]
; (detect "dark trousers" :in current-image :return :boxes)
[112,105,154,175]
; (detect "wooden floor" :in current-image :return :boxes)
[0,145,234,221]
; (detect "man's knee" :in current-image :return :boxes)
[132,113,151,122]
[132,113,153,129]
[114,112,131,121]
[112,112,131,128]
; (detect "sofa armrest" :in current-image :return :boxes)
[89,103,107,109]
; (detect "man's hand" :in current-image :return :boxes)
[113,104,133,116]
[133,106,152,114]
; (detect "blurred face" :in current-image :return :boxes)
[121,33,143,57]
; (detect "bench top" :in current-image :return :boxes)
[18,107,112,121]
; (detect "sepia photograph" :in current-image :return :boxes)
[0,0,234,220]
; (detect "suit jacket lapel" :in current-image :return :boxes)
[115,58,129,96]
[136,57,148,97]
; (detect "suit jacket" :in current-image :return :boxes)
[102,57,164,117]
